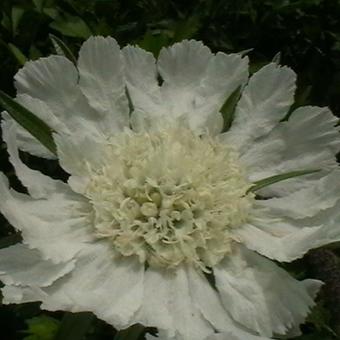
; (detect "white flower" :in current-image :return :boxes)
[0,36,340,340]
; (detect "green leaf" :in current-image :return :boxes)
[138,31,170,57]
[50,13,92,39]
[248,169,320,193]
[305,302,337,337]
[54,312,95,340]
[220,86,241,132]
[29,45,43,60]
[7,43,27,65]
[23,315,60,340]
[172,16,201,42]
[0,90,57,155]
[1,13,11,31]
[114,324,145,340]
[32,0,46,13]
[11,7,25,34]
[49,34,77,66]
[43,7,59,20]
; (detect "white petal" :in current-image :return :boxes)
[237,172,340,262]
[259,170,340,219]
[54,133,106,176]
[0,244,74,287]
[16,94,69,132]
[14,56,95,133]
[187,267,271,340]
[15,55,78,106]
[2,285,47,305]
[205,332,270,340]
[136,266,213,340]
[165,266,213,340]
[198,52,249,120]
[283,106,340,154]
[2,120,68,199]
[122,45,166,131]
[186,267,234,332]
[1,116,54,158]
[239,106,340,195]
[53,132,108,193]
[158,41,248,134]
[27,243,144,328]
[124,41,248,134]
[0,173,92,262]
[224,63,296,154]
[1,244,144,329]
[78,36,129,132]
[14,54,109,147]
[158,40,212,89]
[235,220,324,262]
[214,245,322,337]
[1,94,68,159]
[134,267,175,337]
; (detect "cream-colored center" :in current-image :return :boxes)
[85,128,253,270]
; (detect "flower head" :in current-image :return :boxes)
[1,37,340,340]
[84,127,253,270]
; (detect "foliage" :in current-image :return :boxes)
[0,0,340,339]
[22,315,60,340]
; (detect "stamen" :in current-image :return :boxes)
[85,128,254,269]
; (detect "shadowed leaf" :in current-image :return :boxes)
[54,312,95,340]
[49,34,77,66]
[248,169,320,193]
[0,90,57,155]
[220,86,241,132]
[114,324,145,340]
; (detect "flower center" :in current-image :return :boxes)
[85,128,254,269]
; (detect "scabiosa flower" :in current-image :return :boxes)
[0,36,340,340]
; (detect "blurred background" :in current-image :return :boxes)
[0,0,340,339]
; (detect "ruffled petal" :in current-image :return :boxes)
[237,171,340,262]
[239,106,340,195]
[135,266,213,340]
[53,132,108,193]
[4,243,144,329]
[0,244,74,287]
[124,40,248,134]
[223,63,296,154]
[53,133,107,177]
[15,55,77,103]
[44,244,143,328]
[235,220,325,263]
[134,267,175,337]
[158,40,212,88]
[78,36,129,132]
[2,120,68,199]
[1,94,68,158]
[186,267,234,332]
[214,245,322,337]
[258,170,340,219]
[187,267,273,339]
[2,285,46,305]
[196,52,248,123]
[0,173,92,263]
[122,45,166,131]
[158,40,248,134]
[14,54,111,154]
[205,332,270,340]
